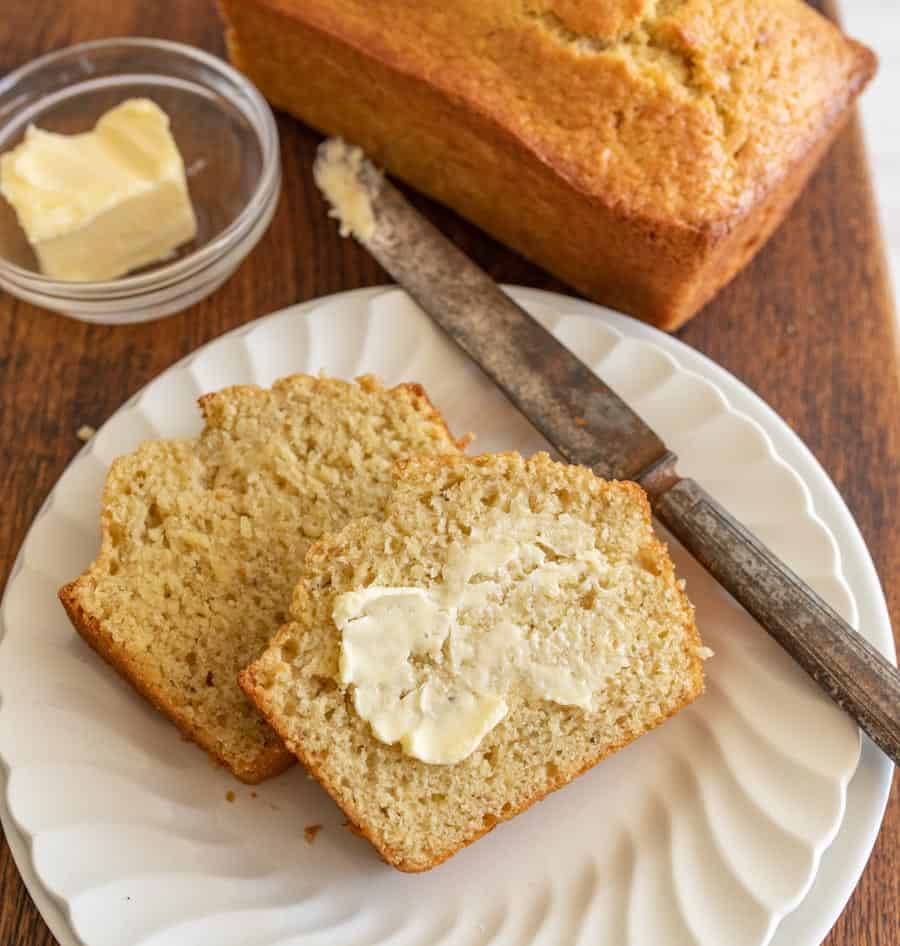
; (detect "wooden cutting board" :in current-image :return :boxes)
[0,1,896,944]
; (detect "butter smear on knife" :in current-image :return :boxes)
[313,138,379,241]
[0,98,197,282]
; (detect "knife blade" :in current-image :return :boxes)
[314,138,900,765]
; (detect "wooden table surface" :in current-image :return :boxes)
[0,1,896,944]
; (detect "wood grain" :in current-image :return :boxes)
[0,1,896,944]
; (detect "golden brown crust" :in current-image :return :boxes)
[59,580,294,784]
[398,381,474,451]
[219,0,875,330]
[671,38,877,322]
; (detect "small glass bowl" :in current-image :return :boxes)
[0,38,281,324]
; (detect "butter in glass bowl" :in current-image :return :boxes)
[0,98,198,282]
[0,38,280,325]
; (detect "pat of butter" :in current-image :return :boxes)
[334,509,631,765]
[313,138,377,241]
[0,98,197,281]
[335,587,509,764]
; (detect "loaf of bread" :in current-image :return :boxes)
[219,0,875,330]
[59,374,465,783]
[241,452,706,870]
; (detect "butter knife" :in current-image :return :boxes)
[314,138,900,765]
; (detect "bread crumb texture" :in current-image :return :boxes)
[242,452,706,870]
[59,374,464,783]
[269,0,871,226]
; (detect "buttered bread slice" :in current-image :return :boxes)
[241,452,707,869]
[59,374,465,783]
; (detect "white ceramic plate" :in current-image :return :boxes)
[0,287,893,946]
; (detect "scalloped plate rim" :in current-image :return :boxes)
[0,285,892,946]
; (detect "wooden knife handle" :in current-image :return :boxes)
[654,477,900,764]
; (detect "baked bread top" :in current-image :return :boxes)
[261,0,874,228]
[59,374,465,783]
[241,452,706,870]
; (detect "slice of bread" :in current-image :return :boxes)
[59,374,465,784]
[240,452,707,870]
